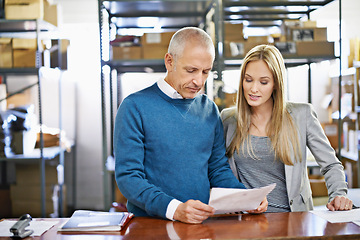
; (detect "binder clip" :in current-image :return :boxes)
[10,214,34,238]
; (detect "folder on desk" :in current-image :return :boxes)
[58,210,133,232]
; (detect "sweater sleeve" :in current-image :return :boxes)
[305,104,348,201]
[114,97,174,218]
[208,106,246,189]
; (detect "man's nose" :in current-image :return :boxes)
[193,72,204,86]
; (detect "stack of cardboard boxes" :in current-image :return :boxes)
[223,20,334,58]
[0,0,61,69]
[10,164,66,217]
[111,31,175,60]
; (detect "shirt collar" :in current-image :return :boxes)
[157,78,183,99]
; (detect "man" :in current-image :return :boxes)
[114,27,267,224]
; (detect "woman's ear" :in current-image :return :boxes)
[164,53,174,72]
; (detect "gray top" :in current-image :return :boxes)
[221,102,348,212]
[234,135,290,212]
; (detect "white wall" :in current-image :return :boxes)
[53,0,104,210]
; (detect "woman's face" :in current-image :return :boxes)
[242,60,275,108]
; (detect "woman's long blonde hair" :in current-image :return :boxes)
[226,44,301,165]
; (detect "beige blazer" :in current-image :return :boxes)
[221,102,348,211]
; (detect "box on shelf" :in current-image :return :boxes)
[44,0,60,27]
[141,32,175,59]
[112,46,142,60]
[12,38,38,68]
[348,38,360,68]
[0,188,12,218]
[142,45,168,59]
[224,23,244,42]
[0,38,12,68]
[291,27,327,42]
[296,41,334,56]
[7,91,33,109]
[141,32,175,46]
[309,175,328,197]
[5,0,44,20]
[15,164,58,185]
[321,122,338,150]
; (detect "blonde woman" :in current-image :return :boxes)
[221,44,353,212]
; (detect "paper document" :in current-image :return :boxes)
[310,208,360,223]
[0,220,58,237]
[209,183,276,214]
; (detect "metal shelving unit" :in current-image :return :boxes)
[98,0,339,209]
[0,19,70,217]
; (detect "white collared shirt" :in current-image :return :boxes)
[156,78,183,220]
[157,78,183,99]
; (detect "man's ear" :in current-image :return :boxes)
[164,53,174,72]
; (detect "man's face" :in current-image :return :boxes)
[165,40,214,99]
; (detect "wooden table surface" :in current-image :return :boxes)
[1,211,360,239]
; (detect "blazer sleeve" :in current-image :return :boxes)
[304,104,348,201]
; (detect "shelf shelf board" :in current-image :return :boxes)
[340,149,358,161]
[0,19,56,32]
[0,140,75,162]
[0,68,40,75]
[224,55,336,68]
[0,146,67,162]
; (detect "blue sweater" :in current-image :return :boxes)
[114,83,245,219]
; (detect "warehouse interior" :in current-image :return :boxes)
[0,0,359,219]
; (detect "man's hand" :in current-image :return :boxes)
[246,197,268,214]
[326,196,353,211]
[173,200,215,224]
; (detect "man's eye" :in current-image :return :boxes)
[187,69,195,73]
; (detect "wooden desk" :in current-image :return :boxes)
[1,212,360,240]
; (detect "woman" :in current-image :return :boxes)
[221,44,353,212]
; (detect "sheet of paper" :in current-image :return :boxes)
[310,208,360,223]
[0,220,58,237]
[209,183,276,214]
[353,221,360,227]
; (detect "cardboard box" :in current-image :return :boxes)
[309,175,328,197]
[0,38,12,68]
[296,41,334,56]
[112,46,142,60]
[247,36,270,43]
[291,27,327,42]
[0,188,12,218]
[141,32,175,46]
[44,1,60,26]
[11,184,66,217]
[142,45,168,59]
[224,23,244,42]
[225,93,237,108]
[12,38,38,67]
[15,164,58,185]
[7,91,33,109]
[10,184,54,201]
[244,41,269,55]
[5,0,44,20]
[321,122,338,150]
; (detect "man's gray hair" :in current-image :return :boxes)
[168,27,215,62]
